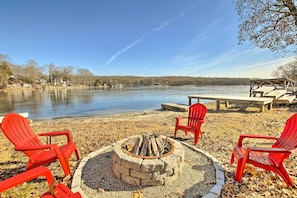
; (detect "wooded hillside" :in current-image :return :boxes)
[93,76,251,87]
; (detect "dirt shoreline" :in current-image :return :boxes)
[1,103,297,197]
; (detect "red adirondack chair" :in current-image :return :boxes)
[0,166,82,197]
[0,113,80,177]
[174,103,207,144]
[230,113,297,186]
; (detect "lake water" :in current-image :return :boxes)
[0,85,250,121]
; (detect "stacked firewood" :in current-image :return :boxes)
[124,133,171,157]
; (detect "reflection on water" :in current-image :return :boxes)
[0,85,250,120]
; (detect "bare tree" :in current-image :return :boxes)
[77,68,94,86]
[43,63,56,83]
[61,66,74,84]
[0,54,12,89]
[272,58,297,79]
[0,61,12,89]
[42,63,57,84]
[43,65,82,86]
[24,59,43,83]
[52,66,64,85]
[0,54,11,63]
[235,0,297,53]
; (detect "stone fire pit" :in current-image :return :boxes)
[112,133,185,186]
[72,134,224,197]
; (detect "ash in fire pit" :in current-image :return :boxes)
[112,133,185,186]
[122,133,173,158]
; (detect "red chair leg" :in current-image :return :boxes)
[235,151,251,183]
[194,133,199,144]
[75,149,80,160]
[55,152,71,176]
[276,165,293,186]
[235,159,245,182]
[230,151,235,164]
[174,128,178,139]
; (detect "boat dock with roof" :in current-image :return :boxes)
[250,78,296,104]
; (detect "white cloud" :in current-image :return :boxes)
[170,46,296,78]
[225,56,296,78]
[198,55,295,78]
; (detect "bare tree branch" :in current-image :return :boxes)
[235,0,297,53]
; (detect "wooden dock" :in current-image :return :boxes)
[262,89,287,99]
[162,78,297,113]
[274,94,296,104]
[161,103,189,112]
[251,86,275,97]
[188,94,273,112]
[252,87,296,104]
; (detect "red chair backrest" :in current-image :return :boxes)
[187,103,207,127]
[270,113,297,164]
[0,113,44,158]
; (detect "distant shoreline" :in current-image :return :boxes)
[1,85,251,121]
[1,76,252,92]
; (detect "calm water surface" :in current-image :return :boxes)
[0,85,249,121]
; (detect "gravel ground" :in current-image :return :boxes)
[80,144,215,198]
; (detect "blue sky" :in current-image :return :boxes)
[0,0,295,78]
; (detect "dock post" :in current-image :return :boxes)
[268,103,273,110]
[216,100,220,110]
[225,101,229,107]
[260,104,265,112]
[188,97,192,105]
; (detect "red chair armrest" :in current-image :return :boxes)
[175,116,186,120]
[175,116,186,125]
[38,130,73,143]
[38,130,71,136]
[237,134,278,147]
[0,166,55,193]
[248,146,291,154]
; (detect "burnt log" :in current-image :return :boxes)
[124,133,170,157]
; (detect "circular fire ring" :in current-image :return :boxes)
[112,134,185,186]
[121,134,175,159]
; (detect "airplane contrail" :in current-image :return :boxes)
[104,37,144,66]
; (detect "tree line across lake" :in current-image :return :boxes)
[92,76,251,87]
[0,53,252,89]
